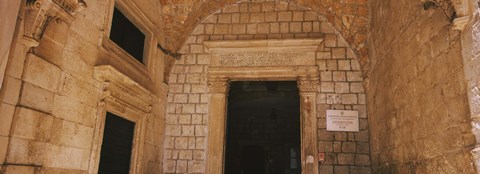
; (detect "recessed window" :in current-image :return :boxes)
[110,7,145,63]
[98,112,135,174]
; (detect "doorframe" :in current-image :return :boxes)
[206,66,320,174]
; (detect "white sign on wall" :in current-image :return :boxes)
[326,110,359,132]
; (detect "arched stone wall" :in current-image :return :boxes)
[163,1,371,173]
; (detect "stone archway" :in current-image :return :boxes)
[203,39,322,174]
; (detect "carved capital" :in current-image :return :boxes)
[23,0,86,47]
[208,78,230,94]
[297,76,319,92]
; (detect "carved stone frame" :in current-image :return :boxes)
[204,39,322,174]
[98,0,158,84]
[89,65,158,174]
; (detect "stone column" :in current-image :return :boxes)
[297,76,319,174]
[206,77,230,174]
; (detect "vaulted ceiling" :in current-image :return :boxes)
[157,0,462,70]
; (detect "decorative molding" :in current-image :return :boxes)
[93,65,158,113]
[450,0,475,31]
[297,76,320,92]
[453,15,472,30]
[23,0,86,47]
[208,78,230,94]
[204,39,323,53]
[208,66,318,81]
[217,52,296,67]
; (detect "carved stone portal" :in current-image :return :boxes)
[204,39,322,174]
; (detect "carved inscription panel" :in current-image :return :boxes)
[211,52,315,67]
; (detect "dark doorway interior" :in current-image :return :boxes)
[225,81,301,174]
[98,112,135,174]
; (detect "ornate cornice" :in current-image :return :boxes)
[22,0,86,47]
[297,76,319,92]
[208,78,230,94]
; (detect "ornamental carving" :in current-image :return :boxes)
[23,0,86,47]
[218,52,297,67]
[208,79,230,94]
[297,77,319,92]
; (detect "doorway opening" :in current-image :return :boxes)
[225,81,301,174]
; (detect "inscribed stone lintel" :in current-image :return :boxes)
[205,39,322,67]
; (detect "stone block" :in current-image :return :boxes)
[196,104,208,114]
[321,71,332,81]
[176,160,188,173]
[247,24,257,34]
[240,13,249,23]
[164,160,176,172]
[324,34,337,47]
[326,60,337,70]
[249,3,262,12]
[43,144,89,170]
[334,166,349,174]
[223,4,239,13]
[204,15,217,23]
[188,137,196,149]
[332,48,346,59]
[178,114,191,124]
[317,52,331,59]
[321,22,336,33]
[205,24,214,34]
[190,45,205,54]
[278,11,292,21]
[257,23,270,34]
[0,103,14,136]
[193,150,205,160]
[175,137,189,149]
[250,12,265,22]
[319,165,333,174]
[239,3,248,12]
[165,125,181,136]
[338,153,355,165]
[333,141,342,152]
[305,11,318,21]
[342,142,356,152]
[195,137,206,149]
[321,82,334,92]
[4,165,35,174]
[192,25,204,35]
[347,71,363,81]
[188,160,205,173]
[333,71,346,82]
[303,22,312,32]
[270,23,279,33]
[290,22,302,33]
[19,82,54,114]
[355,154,371,165]
[292,11,304,21]
[181,125,194,136]
[1,76,21,105]
[218,14,231,24]
[0,136,8,163]
[318,141,333,152]
[178,150,192,160]
[265,12,277,22]
[232,24,246,34]
[338,60,351,70]
[280,22,289,33]
[335,82,350,94]
[191,114,203,124]
[231,13,240,23]
[11,107,53,141]
[6,137,45,165]
[23,54,61,91]
[350,82,365,93]
[341,94,357,104]
[50,119,93,149]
